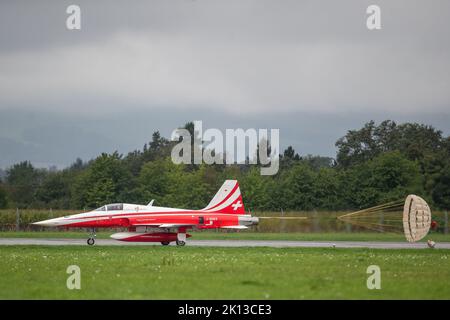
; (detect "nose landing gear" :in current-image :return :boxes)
[87,228,96,246]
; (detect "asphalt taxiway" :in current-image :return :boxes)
[0,238,449,249]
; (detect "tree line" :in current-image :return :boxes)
[0,120,448,211]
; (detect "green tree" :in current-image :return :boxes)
[137,158,211,209]
[35,171,74,209]
[336,120,448,208]
[86,178,116,207]
[124,150,144,177]
[336,120,445,167]
[142,130,171,163]
[0,184,8,209]
[335,120,380,167]
[240,167,271,211]
[6,161,40,208]
[168,165,209,209]
[72,152,132,208]
[138,158,173,204]
[342,152,423,208]
[431,164,450,209]
[303,155,334,170]
[149,131,169,152]
[279,163,317,210]
[313,168,345,210]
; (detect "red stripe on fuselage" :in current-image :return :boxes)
[60,212,241,229]
[66,210,202,220]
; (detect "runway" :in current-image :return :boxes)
[0,238,449,249]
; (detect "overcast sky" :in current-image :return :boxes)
[0,0,449,168]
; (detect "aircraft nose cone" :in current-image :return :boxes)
[32,218,64,227]
[32,221,46,226]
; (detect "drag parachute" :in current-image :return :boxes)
[403,195,431,242]
[338,195,432,243]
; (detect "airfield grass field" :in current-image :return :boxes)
[1,218,449,299]
[0,245,449,299]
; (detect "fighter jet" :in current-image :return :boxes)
[33,180,258,246]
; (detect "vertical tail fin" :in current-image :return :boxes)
[203,180,246,214]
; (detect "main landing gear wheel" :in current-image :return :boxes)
[161,241,170,246]
[87,238,95,246]
[176,240,186,246]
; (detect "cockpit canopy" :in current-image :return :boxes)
[94,203,123,211]
[107,203,123,211]
[93,203,150,212]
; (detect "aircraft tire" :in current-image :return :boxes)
[161,241,170,246]
[176,240,186,246]
[87,238,95,246]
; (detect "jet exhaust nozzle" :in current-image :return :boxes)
[238,216,259,226]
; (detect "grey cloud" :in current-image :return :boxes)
[1,1,449,115]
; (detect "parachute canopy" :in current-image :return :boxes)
[403,195,431,242]
[338,195,432,243]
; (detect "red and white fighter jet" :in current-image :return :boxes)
[33,180,258,246]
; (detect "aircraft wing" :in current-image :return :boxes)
[130,222,197,228]
[158,223,197,228]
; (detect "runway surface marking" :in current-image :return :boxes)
[0,238,449,249]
